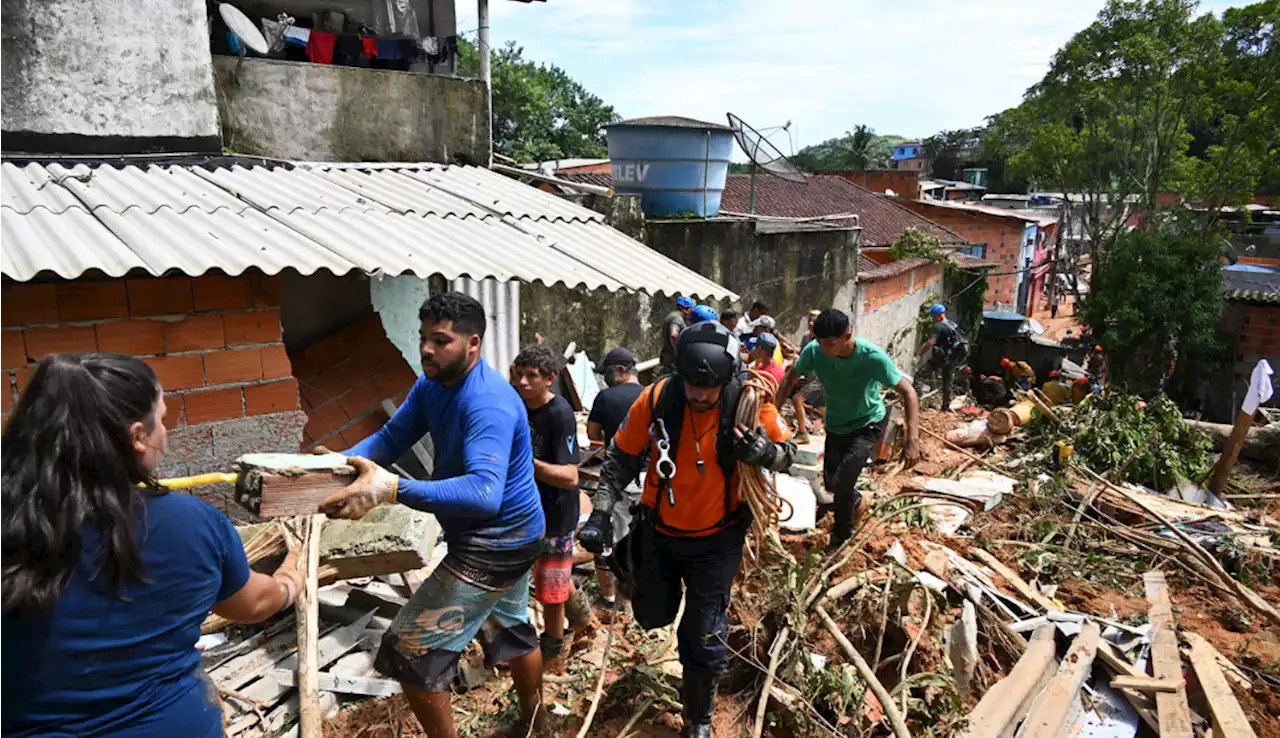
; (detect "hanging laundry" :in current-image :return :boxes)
[333,33,366,66]
[361,36,378,59]
[307,30,337,64]
[424,35,457,65]
[282,25,310,46]
[420,36,439,55]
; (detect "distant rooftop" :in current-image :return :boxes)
[1223,264,1280,304]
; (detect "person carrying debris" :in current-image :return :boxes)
[1000,357,1036,392]
[661,296,697,375]
[2,353,304,738]
[578,321,797,738]
[511,344,584,674]
[915,304,968,411]
[319,292,547,738]
[778,309,923,551]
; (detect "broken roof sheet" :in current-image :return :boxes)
[0,160,735,300]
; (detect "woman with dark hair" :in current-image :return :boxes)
[2,353,304,738]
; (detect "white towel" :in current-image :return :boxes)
[1242,358,1274,415]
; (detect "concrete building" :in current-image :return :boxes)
[1,0,734,513]
[892,141,929,172]
[1209,264,1280,421]
[892,198,1058,314]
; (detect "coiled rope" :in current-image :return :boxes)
[735,369,794,558]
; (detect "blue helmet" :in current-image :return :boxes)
[676,296,695,309]
[691,304,718,324]
[929,304,947,318]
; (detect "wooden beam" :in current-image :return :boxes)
[959,624,1058,738]
[1144,571,1195,738]
[1109,675,1184,693]
[1187,636,1257,738]
[1208,409,1257,494]
[297,515,324,738]
[1018,621,1101,738]
[1181,631,1251,690]
[968,548,1061,613]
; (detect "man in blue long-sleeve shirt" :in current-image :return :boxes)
[319,292,546,738]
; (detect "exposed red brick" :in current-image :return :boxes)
[184,387,245,424]
[13,368,35,394]
[309,366,356,401]
[146,354,205,391]
[373,364,417,398]
[204,348,263,385]
[162,315,226,353]
[245,378,300,416]
[161,394,185,429]
[2,381,13,412]
[260,344,292,379]
[193,274,252,311]
[338,380,386,418]
[251,274,283,307]
[310,431,344,453]
[304,399,350,439]
[127,277,195,317]
[58,281,129,322]
[300,381,331,409]
[2,283,60,326]
[95,320,165,356]
[2,330,27,369]
[223,309,282,346]
[288,347,323,381]
[340,412,386,448]
[24,325,98,359]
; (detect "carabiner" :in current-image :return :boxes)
[649,418,677,505]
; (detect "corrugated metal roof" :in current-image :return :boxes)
[1223,265,1280,304]
[0,161,734,300]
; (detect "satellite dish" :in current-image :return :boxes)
[220,3,270,55]
[726,113,807,183]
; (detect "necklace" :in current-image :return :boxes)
[685,405,717,474]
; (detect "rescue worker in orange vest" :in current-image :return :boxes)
[578,322,797,738]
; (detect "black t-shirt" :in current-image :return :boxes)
[588,382,645,448]
[933,319,966,354]
[527,394,581,537]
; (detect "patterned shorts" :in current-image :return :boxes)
[533,535,575,604]
[374,565,537,691]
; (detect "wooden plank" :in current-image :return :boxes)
[1144,571,1195,738]
[1188,636,1257,738]
[1182,631,1251,690]
[1019,621,1101,738]
[297,515,324,738]
[1109,675,1184,693]
[271,669,402,698]
[959,624,1058,738]
[1094,641,1160,732]
[968,547,1061,613]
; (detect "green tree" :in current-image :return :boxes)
[791,127,906,171]
[457,40,619,163]
[994,0,1278,400]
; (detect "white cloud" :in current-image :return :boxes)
[456,0,1246,152]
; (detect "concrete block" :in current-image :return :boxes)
[788,462,822,481]
[793,435,824,466]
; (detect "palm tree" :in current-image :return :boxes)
[836,125,875,169]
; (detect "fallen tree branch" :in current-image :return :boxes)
[752,626,791,738]
[815,605,912,738]
[575,599,619,738]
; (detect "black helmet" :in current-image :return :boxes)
[675,321,741,387]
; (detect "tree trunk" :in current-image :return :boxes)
[1187,420,1280,466]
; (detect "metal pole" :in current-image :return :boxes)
[478,0,492,168]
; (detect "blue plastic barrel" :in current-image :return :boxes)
[606,116,734,217]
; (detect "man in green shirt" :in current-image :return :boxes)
[778,309,922,550]
[659,296,695,374]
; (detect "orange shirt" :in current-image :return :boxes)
[614,379,790,536]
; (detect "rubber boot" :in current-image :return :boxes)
[681,667,718,738]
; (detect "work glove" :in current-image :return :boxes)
[578,510,613,555]
[319,457,398,520]
[733,425,777,468]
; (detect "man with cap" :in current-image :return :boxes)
[579,322,797,737]
[585,347,646,621]
[661,297,696,375]
[915,304,968,411]
[748,333,784,385]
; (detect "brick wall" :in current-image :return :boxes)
[2,273,298,431]
[894,201,1025,307]
[289,312,419,452]
[860,263,944,314]
[822,170,921,198]
[1235,303,1280,379]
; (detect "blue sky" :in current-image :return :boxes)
[456,0,1243,155]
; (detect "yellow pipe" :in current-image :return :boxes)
[157,472,239,490]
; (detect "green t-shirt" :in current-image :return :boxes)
[794,339,902,434]
[659,310,687,367]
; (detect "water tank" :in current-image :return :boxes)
[607,116,734,217]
